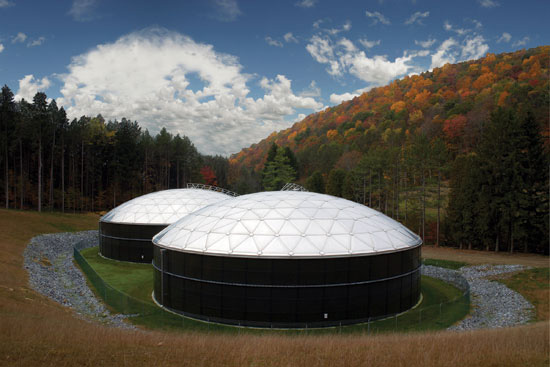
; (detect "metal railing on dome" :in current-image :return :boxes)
[280,183,308,192]
[186,183,239,197]
[73,241,470,333]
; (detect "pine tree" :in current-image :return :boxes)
[262,147,297,191]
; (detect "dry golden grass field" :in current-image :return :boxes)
[0,208,548,367]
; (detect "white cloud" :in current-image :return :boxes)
[313,19,324,29]
[461,35,489,60]
[68,0,98,22]
[330,86,372,104]
[57,29,322,156]
[28,36,45,47]
[365,10,390,25]
[12,32,27,44]
[430,35,489,68]
[512,36,529,47]
[430,38,458,68]
[497,32,511,43]
[443,21,469,35]
[299,80,321,98]
[295,0,317,8]
[284,32,298,43]
[307,35,417,86]
[0,0,14,8]
[327,20,352,35]
[212,0,242,21]
[359,38,380,49]
[479,0,499,8]
[265,36,283,47]
[415,38,436,48]
[0,44,4,53]
[470,19,482,29]
[404,11,429,25]
[15,74,51,101]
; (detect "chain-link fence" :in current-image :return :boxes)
[73,241,470,333]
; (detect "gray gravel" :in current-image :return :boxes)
[24,231,534,332]
[23,230,135,329]
[422,264,535,330]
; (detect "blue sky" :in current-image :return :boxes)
[0,0,547,155]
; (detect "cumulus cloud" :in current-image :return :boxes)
[359,38,380,49]
[365,10,390,25]
[28,36,45,47]
[479,0,499,8]
[330,86,372,104]
[57,29,322,156]
[0,0,14,8]
[284,32,298,43]
[497,32,511,43]
[68,0,98,22]
[265,36,283,47]
[430,35,489,69]
[0,44,4,53]
[512,36,529,47]
[300,81,321,98]
[12,32,27,44]
[415,38,436,48]
[15,74,51,101]
[295,0,317,8]
[430,38,458,68]
[212,0,242,21]
[461,35,489,60]
[306,35,417,86]
[404,11,429,25]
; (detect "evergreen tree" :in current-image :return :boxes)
[262,147,296,191]
[326,169,346,197]
[305,171,325,193]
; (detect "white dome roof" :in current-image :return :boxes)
[100,189,231,225]
[153,191,421,258]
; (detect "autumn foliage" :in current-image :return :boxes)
[229,46,549,178]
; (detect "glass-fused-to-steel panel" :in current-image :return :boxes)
[99,222,166,263]
[152,245,421,328]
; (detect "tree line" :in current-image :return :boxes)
[0,85,230,213]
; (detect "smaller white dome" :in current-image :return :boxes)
[153,191,422,258]
[100,189,231,225]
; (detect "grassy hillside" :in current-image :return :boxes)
[0,209,548,366]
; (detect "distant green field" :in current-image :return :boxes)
[79,246,469,334]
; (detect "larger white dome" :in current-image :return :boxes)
[153,191,421,258]
[100,189,231,225]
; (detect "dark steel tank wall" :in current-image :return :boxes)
[153,246,421,328]
[99,222,166,263]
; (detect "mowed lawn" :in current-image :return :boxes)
[0,208,548,367]
[79,245,466,334]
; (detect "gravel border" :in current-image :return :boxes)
[23,230,135,329]
[422,264,534,330]
[24,231,535,331]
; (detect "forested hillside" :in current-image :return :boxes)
[229,46,549,254]
[0,89,229,213]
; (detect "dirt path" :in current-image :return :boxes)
[422,245,549,267]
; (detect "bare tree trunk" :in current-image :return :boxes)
[5,143,8,208]
[378,170,381,211]
[19,139,23,209]
[510,227,514,254]
[80,141,84,212]
[435,168,441,247]
[396,166,400,220]
[49,130,55,210]
[404,170,408,222]
[38,138,42,212]
[422,169,425,241]
[369,168,372,207]
[495,234,499,252]
[61,140,64,213]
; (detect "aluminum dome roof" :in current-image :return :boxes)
[100,189,231,225]
[153,191,422,258]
